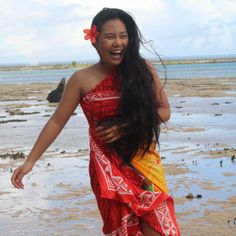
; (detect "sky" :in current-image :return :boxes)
[0,0,236,64]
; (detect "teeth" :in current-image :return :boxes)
[111,50,122,54]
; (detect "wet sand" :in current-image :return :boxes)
[0,77,236,235]
[0,77,236,102]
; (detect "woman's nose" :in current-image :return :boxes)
[113,37,122,46]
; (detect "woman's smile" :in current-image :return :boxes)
[110,49,125,60]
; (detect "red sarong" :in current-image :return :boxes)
[80,73,180,235]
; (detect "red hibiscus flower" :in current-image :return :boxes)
[83,25,99,44]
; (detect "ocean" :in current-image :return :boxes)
[0,61,236,84]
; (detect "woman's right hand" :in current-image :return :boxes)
[11,162,33,189]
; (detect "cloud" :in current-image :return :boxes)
[152,0,236,56]
[0,0,235,63]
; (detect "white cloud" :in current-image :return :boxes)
[0,0,235,63]
[154,0,236,56]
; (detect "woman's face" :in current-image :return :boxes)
[96,19,129,67]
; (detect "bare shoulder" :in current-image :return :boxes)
[145,59,156,72]
[70,65,94,83]
[144,59,161,81]
[68,65,97,96]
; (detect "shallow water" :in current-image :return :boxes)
[0,96,236,235]
[0,100,89,151]
[1,62,236,84]
[0,154,101,235]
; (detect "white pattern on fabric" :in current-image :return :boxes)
[83,91,121,102]
[154,201,178,235]
[138,191,161,208]
[105,213,142,236]
[92,139,133,195]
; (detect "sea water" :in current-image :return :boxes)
[0,61,236,84]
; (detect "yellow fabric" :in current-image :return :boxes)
[131,143,168,194]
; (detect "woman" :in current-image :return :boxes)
[11,8,180,236]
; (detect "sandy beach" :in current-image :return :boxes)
[0,76,236,235]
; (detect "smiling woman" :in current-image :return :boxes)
[96,19,129,66]
[11,7,180,236]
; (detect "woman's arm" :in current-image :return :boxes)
[11,72,82,189]
[146,60,171,122]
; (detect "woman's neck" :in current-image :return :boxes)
[97,61,117,74]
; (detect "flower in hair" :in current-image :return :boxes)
[83,25,99,44]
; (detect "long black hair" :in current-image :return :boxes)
[92,8,164,164]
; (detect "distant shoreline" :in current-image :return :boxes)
[154,57,236,65]
[0,64,88,72]
[0,57,236,71]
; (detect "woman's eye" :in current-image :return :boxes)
[105,35,114,39]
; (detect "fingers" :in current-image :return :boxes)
[102,132,120,143]
[105,135,120,144]
[11,162,33,189]
[11,168,25,189]
[95,125,121,143]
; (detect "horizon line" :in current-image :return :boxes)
[0,54,236,67]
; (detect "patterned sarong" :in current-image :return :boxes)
[80,72,180,235]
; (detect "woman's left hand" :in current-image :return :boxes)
[95,125,122,143]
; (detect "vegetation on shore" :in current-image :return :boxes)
[0,56,236,71]
[153,57,236,65]
[0,63,89,71]
[0,152,26,160]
